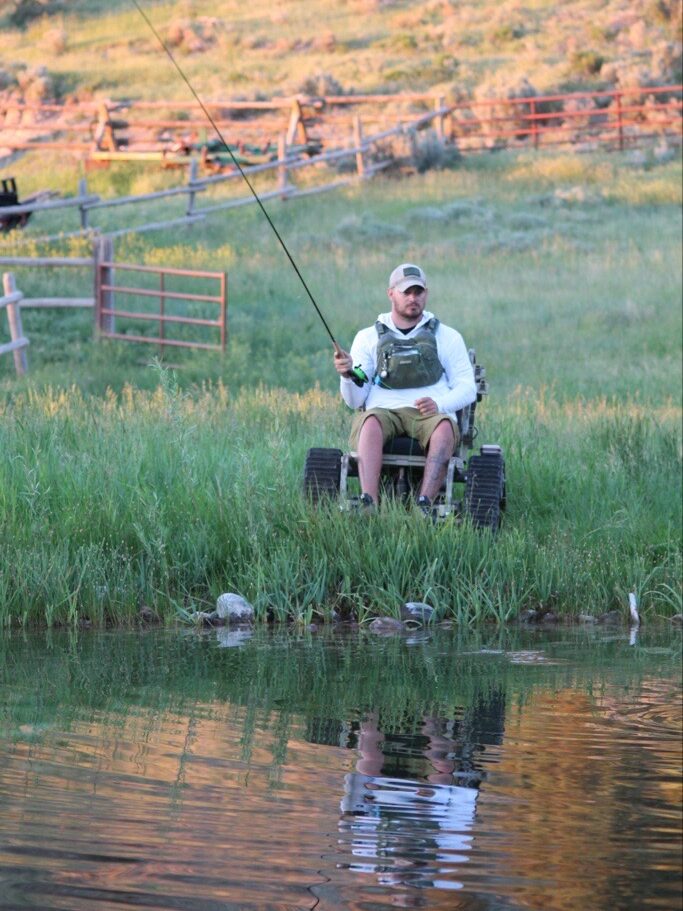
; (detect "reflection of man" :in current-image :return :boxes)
[338,712,481,892]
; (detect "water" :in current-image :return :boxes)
[0,626,680,910]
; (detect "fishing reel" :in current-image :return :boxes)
[347,366,369,387]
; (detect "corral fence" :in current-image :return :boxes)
[96,238,227,352]
[451,83,682,152]
[0,104,440,240]
[0,272,29,375]
[1,84,680,159]
[0,92,453,161]
[0,85,680,241]
[0,237,228,373]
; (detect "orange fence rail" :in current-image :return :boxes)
[1,85,680,162]
[447,84,682,152]
[96,253,227,353]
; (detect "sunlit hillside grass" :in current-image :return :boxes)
[1,0,681,104]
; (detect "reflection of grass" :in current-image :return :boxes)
[1,627,679,739]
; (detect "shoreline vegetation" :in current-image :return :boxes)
[1,150,681,628]
[0,378,680,628]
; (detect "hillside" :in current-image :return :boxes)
[0,0,681,107]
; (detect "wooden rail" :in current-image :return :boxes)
[0,105,439,239]
[0,255,95,310]
[95,254,227,353]
[0,86,680,241]
[0,273,29,375]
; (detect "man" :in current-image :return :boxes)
[334,262,476,511]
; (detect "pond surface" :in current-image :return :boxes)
[0,626,680,911]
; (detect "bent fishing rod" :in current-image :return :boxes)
[131,0,367,384]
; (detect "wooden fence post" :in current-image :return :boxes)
[94,235,115,336]
[186,158,199,216]
[407,127,418,164]
[434,95,445,142]
[94,101,118,151]
[278,133,289,199]
[78,177,89,229]
[615,92,624,151]
[1,272,29,375]
[353,115,366,178]
[530,98,539,149]
[286,97,307,146]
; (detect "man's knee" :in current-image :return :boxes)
[359,415,384,437]
[428,418,456,454]
[351,412,389,450]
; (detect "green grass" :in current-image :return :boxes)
[0,378,679,627]
[3,150,681,401]
[0,150,681,627]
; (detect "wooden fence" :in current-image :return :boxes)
[0,254,95,309]
[0,85,680,241]
[2,85,680,158]
[0,92,445,158]
[0,273,29,375]
[0,104,441,239]
[0,239,228,364]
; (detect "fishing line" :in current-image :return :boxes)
[131,0,341,350]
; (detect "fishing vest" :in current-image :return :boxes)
[374,318,444,389]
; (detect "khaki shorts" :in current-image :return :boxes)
[349,407,459,452]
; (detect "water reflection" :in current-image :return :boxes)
[336,700,503,894]
[0,628,680,911]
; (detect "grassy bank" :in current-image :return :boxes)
[0,379,679,626]
[0,151,681,626]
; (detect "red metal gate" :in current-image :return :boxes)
[95,254,227,352]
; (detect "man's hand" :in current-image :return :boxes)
[414,397,438,416]
[334,348,354,377]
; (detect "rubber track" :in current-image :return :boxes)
[303,448,342,501]
[464,452,505,530]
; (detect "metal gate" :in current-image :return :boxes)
[96,250,226,352]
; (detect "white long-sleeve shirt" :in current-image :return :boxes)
[340,310,477,414]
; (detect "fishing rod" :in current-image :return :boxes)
[131,0,367,384]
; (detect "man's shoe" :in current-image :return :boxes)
[359,492,376,514]
[416,494,432,516]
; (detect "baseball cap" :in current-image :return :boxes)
[389,263,427,292]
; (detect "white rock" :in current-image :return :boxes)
[401,602,434,624]
[216,593,255,624]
